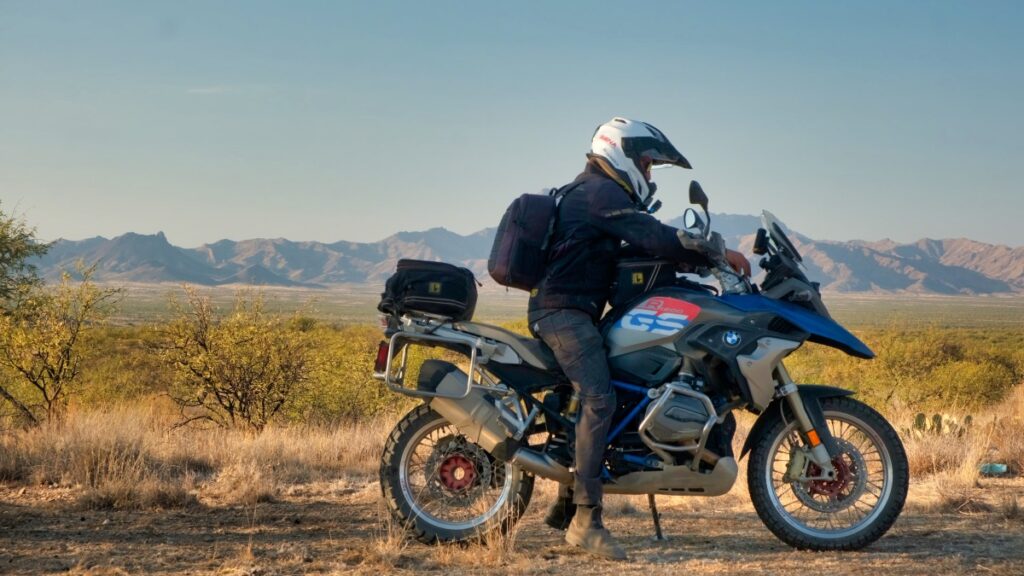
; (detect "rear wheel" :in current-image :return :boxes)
[379,404,534,543]
[748,396,908,550]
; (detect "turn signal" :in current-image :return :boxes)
[806,429,821,447]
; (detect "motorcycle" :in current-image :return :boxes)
[372,181,908,551]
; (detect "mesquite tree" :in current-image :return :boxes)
[162,288,314,432]
[0,204,50,311]
[0,267,122,423]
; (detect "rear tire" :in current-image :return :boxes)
[747,396,908,550]
[379,404,534,543]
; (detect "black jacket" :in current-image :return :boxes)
[528,162,708,320]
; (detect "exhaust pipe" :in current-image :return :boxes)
[511,449,573,484]
[423,361,572,484]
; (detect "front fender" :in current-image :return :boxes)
[739,385,855,460]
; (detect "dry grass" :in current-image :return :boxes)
[990,384,1024,474]
[1,386,1023,572]
[0,392,1019,516]
[897,384,1024,514]
[0,399,391,510]
[999,493,1022,521]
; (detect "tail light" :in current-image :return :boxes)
[373,341,390,376]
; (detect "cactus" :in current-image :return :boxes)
[907,412,973,438]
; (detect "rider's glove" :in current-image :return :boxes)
[676,230,714,254]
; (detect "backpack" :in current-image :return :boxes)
[487,183,580,291]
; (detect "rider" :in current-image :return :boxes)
[528,117,750,560]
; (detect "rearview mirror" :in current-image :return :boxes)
[682,208,705,234]
[752,228,769,256]
[688,180,709,211]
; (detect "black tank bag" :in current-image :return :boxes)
[609,258,678,308]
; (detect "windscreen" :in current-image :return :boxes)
[761,211,803,262]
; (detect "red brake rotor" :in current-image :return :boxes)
[438,454,477,492]
[808,453,855,498]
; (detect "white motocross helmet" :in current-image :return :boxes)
[588,117,691,206]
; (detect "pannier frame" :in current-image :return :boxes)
[374,315,517,401]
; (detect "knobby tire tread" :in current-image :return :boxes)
[747,396,909,551]
[379,404,534,544]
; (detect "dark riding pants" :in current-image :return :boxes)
[530,308,616,507]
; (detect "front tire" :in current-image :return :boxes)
[379,404,534,543]
[748,396,909,550]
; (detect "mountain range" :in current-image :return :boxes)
[35,214,1024,295]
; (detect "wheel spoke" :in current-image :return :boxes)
[397,416,515,530]
[764,409,895,538]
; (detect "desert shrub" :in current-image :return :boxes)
[74,325,169,406]
[161,288,315,431]
[922,360,1016,406]
[21,313,1019,423]
[0,202,50,309]
[0,268,122,424]
[287,325,395,422]
[285,324,447,422]
[786,327,1024,411]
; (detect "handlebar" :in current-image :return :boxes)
[711,264,752,295]
[704,231,752,295]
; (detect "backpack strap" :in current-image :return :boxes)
[541,181,585,252]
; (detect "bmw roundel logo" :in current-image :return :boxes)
[723,331,742,347]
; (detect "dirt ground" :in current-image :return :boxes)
[1,475,1022,576]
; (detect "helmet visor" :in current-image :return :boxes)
[621,136,691,169]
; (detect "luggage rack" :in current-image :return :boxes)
[374,314,510,400]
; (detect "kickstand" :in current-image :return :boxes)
[648,494,666,541]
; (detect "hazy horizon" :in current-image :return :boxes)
[3,2,1023,247]
[37,208,1024,250]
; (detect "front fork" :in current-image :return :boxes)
[776,364,837,479]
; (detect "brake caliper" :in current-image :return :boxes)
[782,445,809,484]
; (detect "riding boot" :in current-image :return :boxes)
[565,505,627,560]
[544,486,577,530]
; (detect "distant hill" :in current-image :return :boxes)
[35,215,1024,295]
[41,232,218,284]
[38,227,497,287]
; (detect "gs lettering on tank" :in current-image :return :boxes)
[605,295,703,359]
[618,296,702,335]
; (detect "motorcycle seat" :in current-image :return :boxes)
[452,321,558,371]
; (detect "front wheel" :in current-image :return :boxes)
[748,396,909,550]
[379,404,534,543]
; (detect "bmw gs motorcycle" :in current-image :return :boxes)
[373,182,908,551]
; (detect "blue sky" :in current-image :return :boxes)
[2,1,1022,247]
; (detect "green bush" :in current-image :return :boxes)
[284,325,416,423]
[8,316,1020,424]
[923,360,1016,407]
[785,327,1024,411]
[161,289,316,431]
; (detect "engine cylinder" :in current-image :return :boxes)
[644,392,711,444]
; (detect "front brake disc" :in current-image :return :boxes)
[791,437,867,513]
